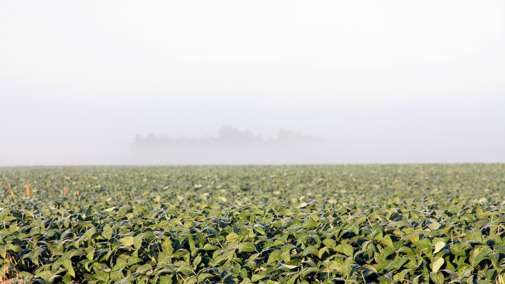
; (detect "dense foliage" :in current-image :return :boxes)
[0,164,505,284]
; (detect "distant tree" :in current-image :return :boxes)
[132,126,322,149]
[217,126,263,144]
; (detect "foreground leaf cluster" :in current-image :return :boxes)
[0,164,505,284]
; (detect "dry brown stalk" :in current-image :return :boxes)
[1,183,15,199]
[0,253,25,283]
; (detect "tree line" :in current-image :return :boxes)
[132,126,323,148]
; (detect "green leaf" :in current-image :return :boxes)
[302,220,318,229]
[103,226,113,239]
[198,273,214,283]
[184,276,198,284]
[177,264,194,275]
[416,238,432,249]
[128,255,143,266]
[432,258,444,272]
[429,272,444,284]
[342,258,354,277]
[267,250,282,264]
[0,208,11,220]
[318,247,328,258]
[171,218,183,226]
[380,235,394,248]
[286,273,299,284]
[470,246,493,267]
[336,243,354,257]
[63,259,75,277]
[251,274,266,282]
[377,247,396,263]
[450,243,466,256]
[302,245,319,256]
[323,239,336,249]
[36,270,53,281]
[203,244,219,251]
[398,246,416,255]
[253,225,266,236]
[489,252,502,268]
[136,263,153,274]
[433,242,446,254]
[239,242,257,253]
[226,232,239,242]
[86,249,95,261]
[120,236,135,246]
[3,216,17,222]
[426,219,441,230]
[193,254,202,267]
[134,235,143,248]
[162,238,174,254]
[83,227,97,240]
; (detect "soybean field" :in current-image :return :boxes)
[1,164,505,284]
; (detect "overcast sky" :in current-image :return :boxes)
[1,1,504,165]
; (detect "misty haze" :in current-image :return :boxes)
[132,126,326,164]
[0,1,504,165]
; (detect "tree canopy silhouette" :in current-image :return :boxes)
[132,126,323,149]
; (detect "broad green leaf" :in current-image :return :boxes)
[426,219,441,230]
[136,263,152,274]
[239,242,257,253]
[171,218,183,226]
[178,264,194,275]
[470,246,493,267]
[103,226,113,239]
[286,273,299,284]
[323,239,336,249]
[432,258,444,272]
[162,238,174,254]
[198,273,213,283]
[450,243,466,257]
[226,232,239,242]
[267,250,282,264]
[120,236,135,246]
[251,274,266,282]
[302,220,318,229]
[302,245,319,256]
[83,227,97,240]
[489,252,502,268]
[134,235,143,248]
[398,246,416,255]
[434,242,446,254]
[416,238,432,249]
[36,270,53,281]
[429,272,444,284]
[336,243,354,257]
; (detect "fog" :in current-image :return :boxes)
[1,1,504,166]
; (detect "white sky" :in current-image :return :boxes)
[1,1,504,165]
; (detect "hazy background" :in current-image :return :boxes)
[1,1,504,165]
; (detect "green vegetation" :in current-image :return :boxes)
[1,164,505,284]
